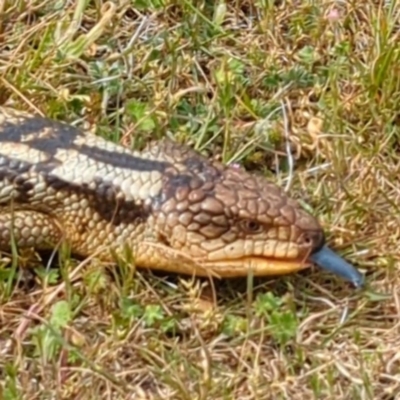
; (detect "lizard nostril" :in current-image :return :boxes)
[303,231,325,252]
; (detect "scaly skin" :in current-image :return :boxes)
[0,106,352,280]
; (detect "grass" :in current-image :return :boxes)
[1,0,400,398]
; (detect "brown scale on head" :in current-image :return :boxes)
[152,153,325,277]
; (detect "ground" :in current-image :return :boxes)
[0,1,399,399]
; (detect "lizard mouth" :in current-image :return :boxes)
[202,256,312,278]
[201,246,364,288]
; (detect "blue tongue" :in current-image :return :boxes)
[309,245,365,288]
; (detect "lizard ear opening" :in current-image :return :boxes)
[158,231,172,248]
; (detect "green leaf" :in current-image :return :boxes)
[143,304,165,327]
[50,300,72,329]
[126,100,157,132]
[254,292,283,316]
[120,298,143,320]
[297,45,317,65]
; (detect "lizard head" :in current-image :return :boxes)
[155,161,325,277]
[148,141,363,286]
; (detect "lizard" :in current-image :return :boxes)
[0,106,364,287]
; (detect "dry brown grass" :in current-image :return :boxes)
[1,1,400,399]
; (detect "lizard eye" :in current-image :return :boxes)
[241,219,263,234]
